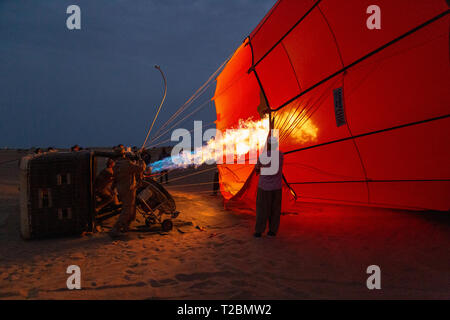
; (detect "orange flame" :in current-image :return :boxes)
[151,113,317,172]
[274,108,318,144]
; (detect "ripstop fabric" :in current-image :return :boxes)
[213,0,450,211]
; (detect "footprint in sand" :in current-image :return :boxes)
[283,287,310,299]
[149,279,163,287]
[189,280,218,289]
[175,271,232,282]
[0,291,20,299]
[26,288,39,299]
[69,253,85,260]
[149,278,177,287]
[6,273,20,281]
[230,290,253,299]
[212,242,225,248]
[230,280,250,287]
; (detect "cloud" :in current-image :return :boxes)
[0,0,275,148]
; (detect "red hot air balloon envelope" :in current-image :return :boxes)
[213,0,450,212]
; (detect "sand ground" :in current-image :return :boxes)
[0,150,449,299]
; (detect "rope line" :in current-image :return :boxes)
[150,55,231,143]
[146,121,216,149]
[147,100,212,147]
[141,65,168,150]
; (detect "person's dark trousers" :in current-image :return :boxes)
[159,170,168,184]
[255,187,282,234]
[212,171,219,194]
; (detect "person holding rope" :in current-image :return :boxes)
[254,133,284,238]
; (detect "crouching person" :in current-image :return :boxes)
[110,149,146,238]
[94,158,119,213]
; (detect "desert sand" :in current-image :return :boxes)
[0,150,449,299]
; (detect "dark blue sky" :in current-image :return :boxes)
[0,0,274,148]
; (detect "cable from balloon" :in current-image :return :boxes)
[141,65,167,150]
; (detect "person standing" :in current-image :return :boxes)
[159,147,170,184]
[110,149,145,237]
[254,136,284,238]
[211,169,220,196]
[141,149,152,166]
[141,149,153,177]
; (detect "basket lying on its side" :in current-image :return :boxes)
[136,178,179,232]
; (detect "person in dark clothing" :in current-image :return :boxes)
[141,149,152,166]
[211,170,220,196]
[71,145,81,152]
[110,149,145,238]
[94,158,118,213]
[159,147,170,184]
[254,135,284,238]
[141,149,153,176]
